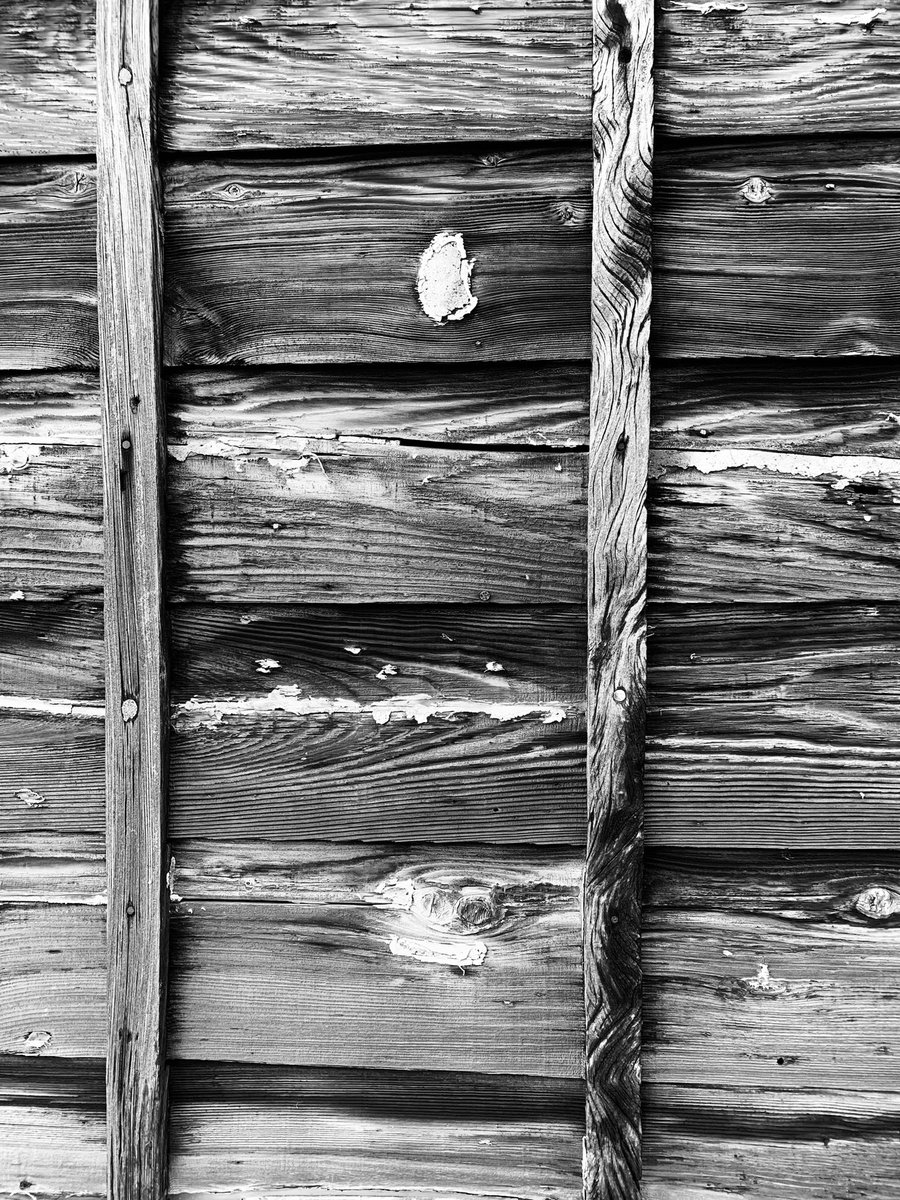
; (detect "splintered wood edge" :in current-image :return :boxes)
[584,1,652,1197]
[97,0,170,1197]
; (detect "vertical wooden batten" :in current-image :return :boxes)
[584,0,652,1197]
[96,1,169,1196]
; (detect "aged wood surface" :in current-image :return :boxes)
[163,148,591,365]
[0,161,97,370]
[654,138,900,358]
[97,0,169,1194]
[585,0,652,1193]
[158,0,591,150]
[168,1064,582,1200]
[0,1,96,156]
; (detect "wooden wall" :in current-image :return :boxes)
[1,1,899,1197]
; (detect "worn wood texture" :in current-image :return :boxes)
[654,138,900,358]
[0,1,96,156]
[163,148,591,365]
[168,1063,583,1200]
[96,0,169,1195]
[158,0,591,150]
[584,0,652,1194]
[0,162,97,370]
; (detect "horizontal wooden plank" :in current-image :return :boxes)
[653,358,900,457]
[0,602,103,699]
[654,139,900,358]
[0,162,97,370]
[643,1084,900,1200]
[644,850,900,1094]
[168,1063,582,1200]
[167,364,590,447]
[158,0,591,151]
[163,148,591,365]
[0,2,96,157]
[656,0,900,140]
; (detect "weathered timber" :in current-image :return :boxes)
[163,148,591,365]
[652,358,900,457]
[167,840,582,1077]
[654,138,900,358]
[168,1064,583,1200]
[169,709,586,844]
[0,2,96,156]
[585,0,652,1194]
[643,851,900,1093]
[170,603,585,706]
[656,0,900,140]
[0,161,97,370]
[167,441,586,604]
[158,0,591,150]
[650,456,900,603]
[96,0,169,1195]
[643,1085,900,1200]
[167,364,590,448]
[0,602,103,699]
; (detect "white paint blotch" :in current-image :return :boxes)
[815,5,886,25]
[744,964,788,995]
[344,645,362,655]
[651,448,900,482]
[0,444,42,475]
[22,1030,52,1055]
[121,698,138,722]
[416,232,478,324]
[8,589,24,600]
[255,658,280,674]
[664,0,748,12]
[16,787,45,808]
[0,695,104,720]
[376,663,398,680]
[485,661,505,673]
[388,935,487,969]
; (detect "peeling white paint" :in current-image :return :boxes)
[744,964,788,995]
[344,645,362,655]
[815,5,887,25]
[0,695,104,720]
[664,0,748,12]
[171,689,572,730]
[485,661,505,673]
[16,787,45,808]
[416,232,478,324]
[376,663,398,680]
[255,658,280,674]
[167,856,183,904]
[651,448,900,482]
[1,891,106,906]
[22,1030,53,1055]
[8,589,24,600]
[388,934,487,969]
[0,444,42,475]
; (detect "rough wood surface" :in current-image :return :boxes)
[0,161,97,370]
[96,0,169,1195]
[168,1063,582,1200]
[584,0,652,1194]
[163,148,591,365]
[158,0,591,150]
[0,1,96,156]
[654,138,900,358]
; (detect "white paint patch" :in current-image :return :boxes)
[0,444,42,475]
[815,5,887,25]
[8,589,24,600]
[388,935,487,969]
[485,661,505,673]
[121,698,138,722]
[744,964,788,995]
[416,232,478,324]
[255,658,280,674]
[651,448,900,483]
[22,1030,53,1055]
[16,787,45,808]
[0,695,104,720]
[376,664,398,680]
[172,689,572,730]
[344,645,362,655]
[664,0,748,12]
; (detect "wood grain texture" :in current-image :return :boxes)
[653,358,900,457]
[584,0,652,1194]
[0,161,97,370]
[167,840,583,1077]
[168,1063,583,1200]
[654,138,900,358]
[97,0,169,1195]
[656,0,900,139]
[167,363,590,448]
[0,1,96,156]
[158,0,591,150]
[163,147,591,365]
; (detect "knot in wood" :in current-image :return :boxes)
[855,885,900,921]
[118,65,133,86]
[740,176,774,205]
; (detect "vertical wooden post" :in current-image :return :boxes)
[584,0,652,1197]
[96,1,169,1196]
